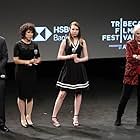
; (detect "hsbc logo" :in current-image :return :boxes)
[33,25,69,42]
[33,27,52,41]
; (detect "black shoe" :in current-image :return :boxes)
[114,119,121,126]
[27,123,34,127]
[0,125,9,132]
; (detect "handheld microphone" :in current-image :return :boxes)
[34,49,38,65]
[34,49,38,58]
[0,74,6,79]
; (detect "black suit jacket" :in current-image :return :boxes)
[0,36,8,78]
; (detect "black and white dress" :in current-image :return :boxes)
[56,38,89,93]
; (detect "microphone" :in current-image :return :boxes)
[34,49,38,58]
[0,74,6,79]
[34,49,38,65]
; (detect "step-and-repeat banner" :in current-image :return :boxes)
[0,0,139,61]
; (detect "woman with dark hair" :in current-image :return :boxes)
[51,21,89,127]
[13,22,41,128]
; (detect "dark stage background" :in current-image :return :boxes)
[1,0,140,139]
[6,58,125,80]
[0,0,140,61]
[2,58,140,140]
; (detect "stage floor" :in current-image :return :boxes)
[1,76,140,140]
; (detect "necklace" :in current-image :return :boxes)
[21,39,31,44]
[71,40,79,53]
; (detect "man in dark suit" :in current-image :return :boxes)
[0,36,9,132]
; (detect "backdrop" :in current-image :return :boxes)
[0,0,139,61]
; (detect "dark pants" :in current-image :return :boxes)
[0,79,5,126]
[116,83,140,119]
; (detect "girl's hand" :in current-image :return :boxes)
[69,54,77,59]
[74,55,81,63]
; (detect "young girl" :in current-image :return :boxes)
[51,21,89,127]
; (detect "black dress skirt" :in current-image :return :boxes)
[56,39,89,93]
[14,41,40,100]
